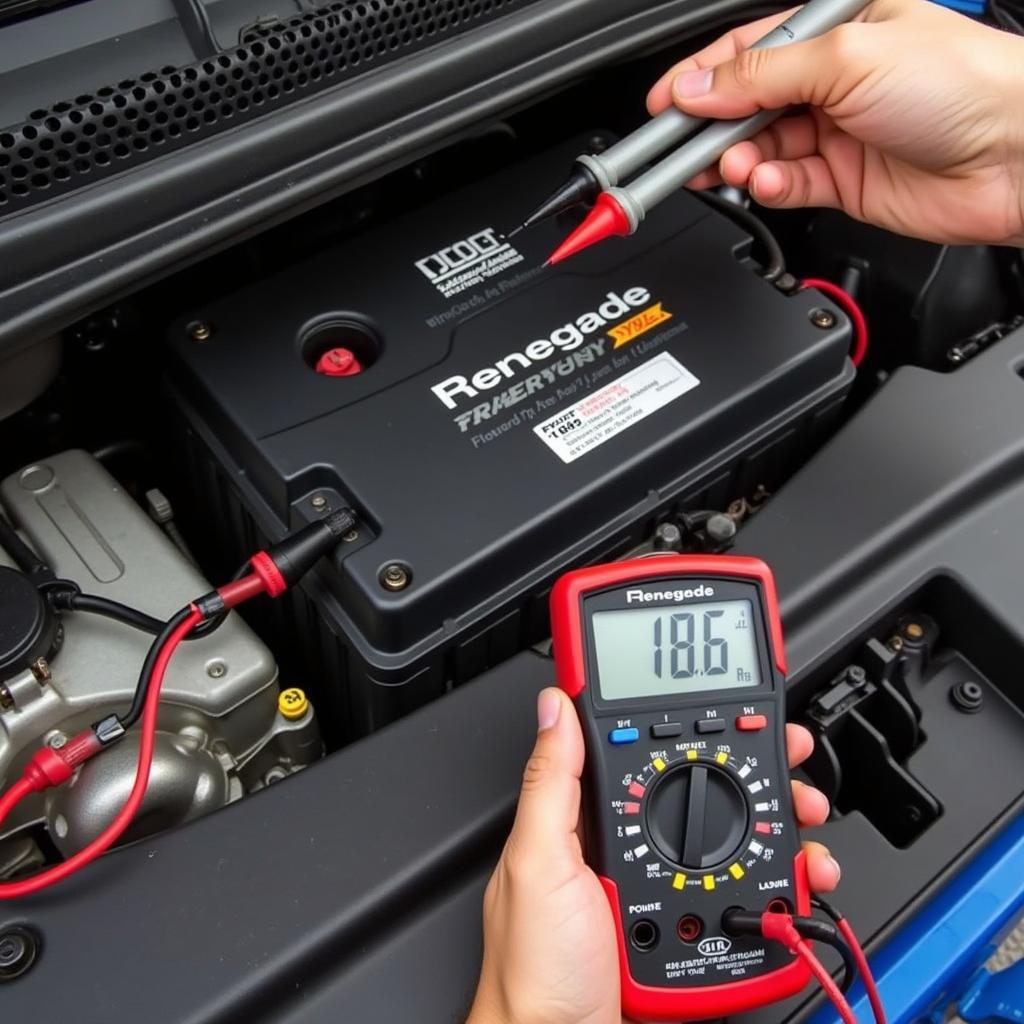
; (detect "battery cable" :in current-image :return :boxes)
[801,277,869,366]
[0,509,356,899]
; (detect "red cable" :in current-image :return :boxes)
[219,573,267,607]
[802,278,869,367]
[0,608,202,899]
[838,918,887,1024]
[0,778,34,832]
[794,938,859,1024]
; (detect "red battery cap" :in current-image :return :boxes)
[316,347,363,377]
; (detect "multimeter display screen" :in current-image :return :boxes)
[592,600,761,700]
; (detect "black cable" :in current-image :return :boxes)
[696,189,787,283]
[811,894,844,924]
[121,606,194,730]
[792,915,858,994]
[46,560,248,642]
[67,593,166,634]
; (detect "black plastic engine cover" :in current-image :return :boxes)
[167,139,852,731]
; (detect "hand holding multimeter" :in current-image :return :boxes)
[469,556,886,1024]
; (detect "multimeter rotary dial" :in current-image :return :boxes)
[645,760,749,870]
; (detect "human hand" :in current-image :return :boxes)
[466,687,839,1024]
[647,0,1024,246]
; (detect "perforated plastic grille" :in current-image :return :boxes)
[0,0,537,215]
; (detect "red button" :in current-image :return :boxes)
[736,714,768,731]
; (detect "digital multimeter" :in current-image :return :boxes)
[551,555,811,1022]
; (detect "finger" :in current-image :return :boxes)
[647,9,798,112]
[718,114,821,186]
[669,29,857,120]
[506,688,586,864]
[749,156,843,210]
[792,779,830,827]
[803,840,842,892]
[686,168,724,190]
[786,723,815,769]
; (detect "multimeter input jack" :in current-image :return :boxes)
[629,919,660,952]
[676,914,704,944]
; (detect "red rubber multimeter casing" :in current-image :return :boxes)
[550,555,810,1021]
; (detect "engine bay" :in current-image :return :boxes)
[0,7,1023,1019]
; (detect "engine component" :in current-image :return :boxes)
[167,137,854,741]
[0,450,319,870]
[0,566,60,688]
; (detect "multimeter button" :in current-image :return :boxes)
[609,727,640,745]
[695,719,727,734]
[736,715,768,731]
[651,722,683,739]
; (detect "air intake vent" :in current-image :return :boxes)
[0,0,537,215]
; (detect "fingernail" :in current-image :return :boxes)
[827,856,842,886]
[537,689,562,732]
[673,69,713,99]
[814,788,831,820]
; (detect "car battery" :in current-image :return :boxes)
[166,137,854,740]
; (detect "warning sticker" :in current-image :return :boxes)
[533,353,699,464]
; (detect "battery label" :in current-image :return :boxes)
[533,353,699,464]
[414,228,525,299]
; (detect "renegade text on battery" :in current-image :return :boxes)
[430,288,651,409]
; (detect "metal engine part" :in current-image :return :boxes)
[0,450,320,870]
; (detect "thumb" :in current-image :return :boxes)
[671,31,847,119]
[506,688,586,865]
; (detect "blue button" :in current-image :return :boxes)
[609,727,640,745]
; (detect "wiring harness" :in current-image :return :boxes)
[0,508,356,899]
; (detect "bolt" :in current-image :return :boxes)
[206,660,227,679]
[311,495,328,510]
[380,563,410,591]
[810,308,837,329]
[0,684,11,710]
[588,135,610,154]
[46,731,68,749]
[342,529,359,543]
[951,680,983,713]
[188,321,212,342]
[903,622,924,641]
[886,635,904,653]
[31,657,50,683]
[705,513,738,545]
[0,926,39,981]
[847,665,867,686]
[653,522,683,552]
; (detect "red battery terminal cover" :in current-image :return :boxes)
[316,347,363,376]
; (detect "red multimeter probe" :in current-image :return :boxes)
[551,555,874,1023]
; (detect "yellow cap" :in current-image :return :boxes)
[278,687,310,720]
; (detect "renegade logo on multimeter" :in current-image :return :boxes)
[551,555,811,1022]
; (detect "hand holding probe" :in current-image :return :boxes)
[511,0,870,238]
[515,0,871,262]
